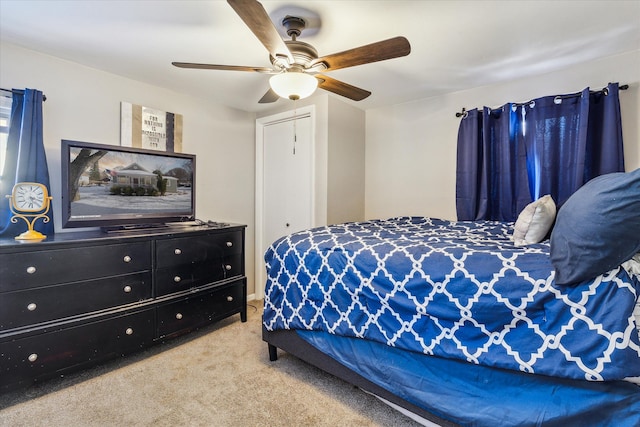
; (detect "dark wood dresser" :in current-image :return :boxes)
[0,224,246,391]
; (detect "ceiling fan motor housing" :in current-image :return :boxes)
[284,41,318,65]
[268,16,326,72]
[282,15,306,38]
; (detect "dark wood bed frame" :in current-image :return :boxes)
[263,327,460,427]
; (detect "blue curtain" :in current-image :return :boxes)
[517,82,624,207]
[456,83,624,220]
[0,88,54,237]
[455,106,530,221]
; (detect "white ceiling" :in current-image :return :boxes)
[1,0,639,113]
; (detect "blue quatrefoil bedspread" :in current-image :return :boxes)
[263,217,640,381]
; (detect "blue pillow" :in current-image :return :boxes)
[550,168,640,285]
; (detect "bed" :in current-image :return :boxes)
[261,214,640,426]
[262,172,640,426]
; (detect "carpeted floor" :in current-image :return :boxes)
[0,301,422,426]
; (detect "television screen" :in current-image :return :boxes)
[61,139,196,230]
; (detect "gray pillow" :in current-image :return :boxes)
[550,168,640,285]
[513,195,556,246]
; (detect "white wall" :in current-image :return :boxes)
[0,42,258,296]
[365,50,640,221]
[327,96,365,225]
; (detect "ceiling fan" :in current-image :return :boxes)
[172,0,411,103]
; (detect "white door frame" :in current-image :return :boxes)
[254,105,316,300]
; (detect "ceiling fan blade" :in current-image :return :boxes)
[311,36,411,72]
[227,0,293,64]
[172,62,274,73]
[258,88,280,104]
[316,75,371,101]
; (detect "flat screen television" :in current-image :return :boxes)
[61,139,196,230]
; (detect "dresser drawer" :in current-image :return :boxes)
[0,272,152,331]
[0,309,154,390]
[155,253,243,296]
[155,231,243,268]
[156,281,244,338]
[0,241,152,292]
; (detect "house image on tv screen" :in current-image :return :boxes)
[108,163,178,193]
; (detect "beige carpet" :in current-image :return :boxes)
[0,301,422,426]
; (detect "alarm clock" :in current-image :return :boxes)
[6,182,53,240]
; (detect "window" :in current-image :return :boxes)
[0,95,11,179]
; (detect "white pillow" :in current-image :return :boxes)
[513,195,556,246]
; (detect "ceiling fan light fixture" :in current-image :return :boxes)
[269,72,318,100]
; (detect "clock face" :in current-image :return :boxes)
[13,183,47,212]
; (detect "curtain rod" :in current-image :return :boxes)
[455,83,629,118]
[0,87,47,101]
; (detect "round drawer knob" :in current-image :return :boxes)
[125,328,134,335]
[176,313,183,320]
[226,296,234,302]
[225,264,232,271]
[123,255,132,263]
[226,241,233,247]
[26,266,36,274]
[174,248,182,255]
[28,353,38,362]
[174,276,181,283]
[27,303,37,311]
[123,285,132,293]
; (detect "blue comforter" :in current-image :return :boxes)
[263,217,640,381]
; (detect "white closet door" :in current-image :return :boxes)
[263,115,313,250]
